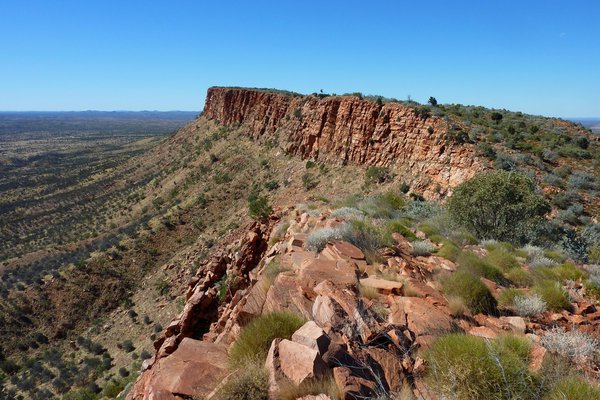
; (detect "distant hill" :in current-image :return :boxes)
[569,117,600,134]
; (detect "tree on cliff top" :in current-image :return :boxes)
[447,170,550,244]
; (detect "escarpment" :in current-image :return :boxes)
[204,87,487,198]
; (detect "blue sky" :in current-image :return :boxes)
[0,1,598,117]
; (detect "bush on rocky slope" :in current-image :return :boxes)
[447,170,550,244]
[213,360,269,400]
[425,334,537,400]
[442,270,497,314]
[228,311,305,367]
[543,377,600,400]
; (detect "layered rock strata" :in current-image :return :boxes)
[204,87,486,198]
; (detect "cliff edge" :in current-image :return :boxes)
[204,87,486,198]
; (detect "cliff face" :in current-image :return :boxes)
[204,87,486,198]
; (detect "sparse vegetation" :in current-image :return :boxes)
[306,227,345,253]
[247,191,273,221]
[425,334,536,399]
[228,312,305,367]
[532,281,571,311]
[543,377,600,399]
[442,270,497,314]
[365,166,392,184]
[513,294,548,317]
[411,241,435,256]
[541,327,599,361]
[213,362,269,400]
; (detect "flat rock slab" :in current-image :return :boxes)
[264,273,313,320]
[388,296,453,340]
[322,240,365,260]
[404,280,447,305]
[468,326,498,339]
[265,338,327,391]
[359,277,403,294]
[299,258,358,298]
[292,320,331,355]
[500,316,526,334]
[130,338,228,399]
[281,248,316,270]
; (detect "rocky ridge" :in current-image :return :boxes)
[204,87,487,198]
[128,209,600,400]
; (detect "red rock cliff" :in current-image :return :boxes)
[204,87,486,198]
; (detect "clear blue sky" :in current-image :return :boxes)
[1,0,598,117]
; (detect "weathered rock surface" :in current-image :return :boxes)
[204,87,487,198]
[388,296,454,345]
[292,320,331,355]
[359,276,403,294]
[298,258,358,297]
[128,338,228,400]
[129,208,600,400]
[265,338,328,390]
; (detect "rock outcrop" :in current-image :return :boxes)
[129,208,600,399]
[204,87,487,198]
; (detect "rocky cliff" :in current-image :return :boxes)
[204,87,486,198]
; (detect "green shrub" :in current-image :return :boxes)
[358,192,404,219]
[553,262,585,281]
[302,172,319,190]
[385,220,416,241]
[428,233,445,244]
[425,334,536,400]
[532,281,571,311]
[229,312,305,366]
[62,389,98,400]
[213,362,269,400]
[437,240,461,261]
[531,267,560,283]
[101,376,132,398]
[506,268,534,287]
[588,243,600,263]
[543,377,600,400]
[121,340,135,353]
[447,171,550,244]
[544,249,566,262]
[484,248,520,271]
[442,270,497,314]
[378,191,405,210]
[365,166,392,184]
[264,180,280,191]
[497,288,526,308]
[248,192,272,221]
[585,279,600,300]
[343,219,391,253]
[418,222,440,237]
[457,252,505,284]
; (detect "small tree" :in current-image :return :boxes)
[247,191,272,221]
[491,112,503,124]
[428,96,438,106]
[447,171,550,244]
